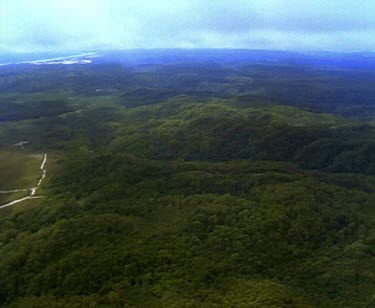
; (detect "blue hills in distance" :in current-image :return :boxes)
[2,49,375,70]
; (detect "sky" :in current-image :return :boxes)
[1,0,375,53]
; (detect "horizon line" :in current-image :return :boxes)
[2,48,375,55]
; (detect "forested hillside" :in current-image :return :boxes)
[0,54,375,307]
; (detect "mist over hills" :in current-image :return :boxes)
[3,49,375,68]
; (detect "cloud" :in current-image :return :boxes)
[1,0,375,52]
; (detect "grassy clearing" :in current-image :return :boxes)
[0,150,42,189]
[0,190,29,205]
[0,197,44,220]
[0,150,43,205]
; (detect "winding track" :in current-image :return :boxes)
[0,154,47,209]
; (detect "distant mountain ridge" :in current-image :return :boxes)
[3,49,375,69]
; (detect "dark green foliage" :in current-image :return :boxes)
[1,155,374,307]
[120,88,179,107]
[0,60,374,306]
[0,100,70,121]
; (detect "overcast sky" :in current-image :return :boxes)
[1,0,374,52]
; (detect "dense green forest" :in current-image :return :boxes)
[0,56,375,307]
